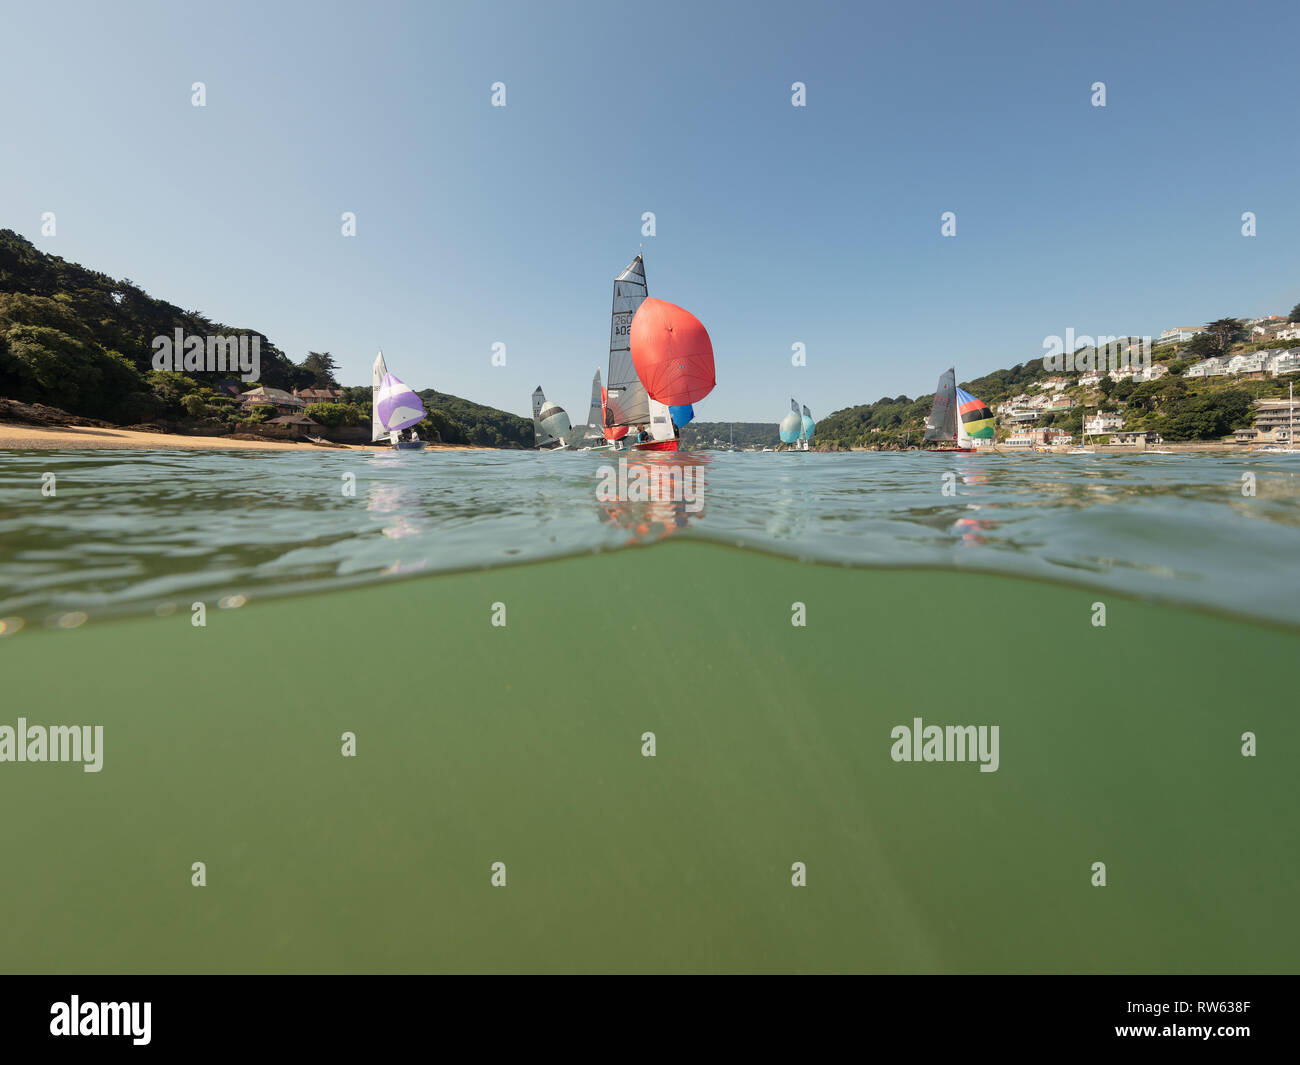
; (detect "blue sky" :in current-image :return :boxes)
[2,0,1297,421]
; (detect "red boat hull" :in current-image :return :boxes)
[632,439,680,452]
[924,447,977,453]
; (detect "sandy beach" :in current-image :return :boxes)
[0,422,480,452]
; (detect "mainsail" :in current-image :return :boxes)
[586,370,604,432]
[605,254,650,429]
[801,405,815,443]
[532,386,556,447]
[924,368,958,442]
[371,351,389,442]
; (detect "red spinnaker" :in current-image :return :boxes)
[629,298,715,407]
[601,386,628,440]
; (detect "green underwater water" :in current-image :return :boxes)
[1,541,1295,974]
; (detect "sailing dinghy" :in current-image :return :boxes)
[603,254,676,450]
[604,254,716,451]
[372,351,428,450]
[923,368,992,452]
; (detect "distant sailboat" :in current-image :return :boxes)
[372,351,428,450]
[531,386,570,450]
[923,368,991,452]
[577,370,616,450]
[801,404,815,451]
[779,398,803,449]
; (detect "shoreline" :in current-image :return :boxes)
[0,422,483,452]
[838,442,1248,455]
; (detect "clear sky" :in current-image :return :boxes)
[2,0,1297,421]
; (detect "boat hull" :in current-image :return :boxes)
[923,447,977,454]
[632,439,680,452]
[393,441,426,451]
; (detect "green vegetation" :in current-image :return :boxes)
[817,362,1051,449]
[679,422,779,449]
[816,352,1297,449]
[0,229,527,444]
[415,390,532,448]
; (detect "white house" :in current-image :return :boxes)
[1272,350,1300,376]
[1140,364,1169,382]
[1227,352,1268,375]
[1085,411,1124,434]
[1185,357,1228,378]
[1278,326,1300,341]
[1160,326,1202,343]
[1079,370,1106,387]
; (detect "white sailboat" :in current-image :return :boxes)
[603,254,678,450]
[371,351,428,450]
[577,370,616,450]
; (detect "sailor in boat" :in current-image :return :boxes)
[635,424,650,444]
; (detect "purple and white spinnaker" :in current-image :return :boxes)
[371,351,427,443]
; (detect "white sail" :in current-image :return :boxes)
[956,408,973,447]
[605,254,649,429]
[371,351,389,442]
[587,370,604,431]
[532,386,557,448]
[647,396,675,442]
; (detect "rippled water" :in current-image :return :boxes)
[1,448,1298,627]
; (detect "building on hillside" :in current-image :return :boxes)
[1139,363,1169,381]
[1111,430,1164,445]
[1005,427,1073,448]
[1160,327,1202,343]
[1084,411,1124,434]
[293,386,344,403]
[265,414,322,439]
[1227,352,1269,378]
[239,386,306,414]
[1253,398,1300,441]
[1278,326,1300,341]
[1271,349,1300,376]
[1185,357,1228,378]
[1079,370,1106,387]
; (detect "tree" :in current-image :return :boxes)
[1185,333,1221,359]
[305,401,366,428]
[301,351,340,387]
[1290,303,1300,323]
[1205,318,1243,353]
[181,394,209,419]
